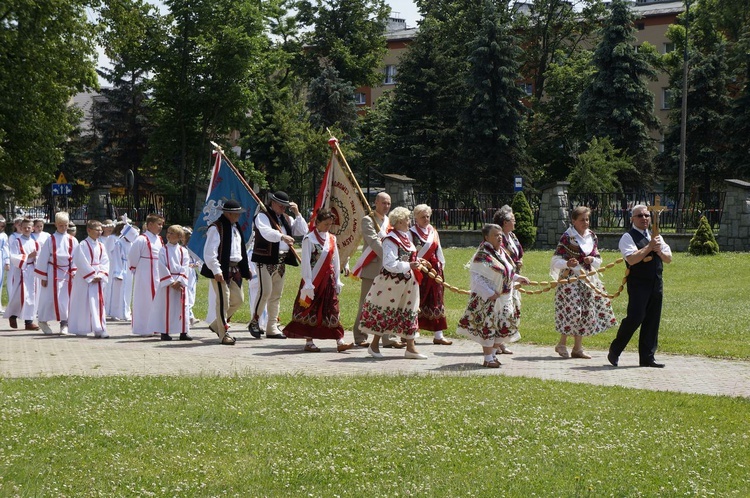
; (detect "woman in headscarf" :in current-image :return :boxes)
[457,224,529,368]
[550,206,617,359]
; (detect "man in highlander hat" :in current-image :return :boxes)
[201,199,251,345]
[248,191,307,339]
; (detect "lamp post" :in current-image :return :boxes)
[677,0,690,233]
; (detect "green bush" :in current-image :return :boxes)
[688,215,719,255]
[511,190,536,249]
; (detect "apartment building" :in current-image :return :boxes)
[356,0,685,135]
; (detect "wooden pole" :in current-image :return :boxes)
[325,131,379,230]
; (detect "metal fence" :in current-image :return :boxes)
[6,192,196,227]
[568,191,726,232]
[413,191,540,230]
[7,189,724,234]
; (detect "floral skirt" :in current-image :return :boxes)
[283,272,344,340]
[359,272,419,339]
[457,291,521,348]
[554,279,617,337]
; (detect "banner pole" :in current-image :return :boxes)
[325,131,378,230]
[209,142,301,264]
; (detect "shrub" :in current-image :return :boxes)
[512,190,536,249]
[688,215,719,255]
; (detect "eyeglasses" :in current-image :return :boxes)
[634,214,651,218]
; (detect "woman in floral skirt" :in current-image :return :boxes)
[550,206,617,359]
[457,224,529,368]
[493,204,524,354]
[359,206,426,359]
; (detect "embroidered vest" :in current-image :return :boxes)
[251,212,298,266]
[200,215,251,279]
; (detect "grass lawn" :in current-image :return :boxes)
[1,248,748,496]
[191,249,750,360]
[1,375,748,497]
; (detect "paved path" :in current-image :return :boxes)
[1,320,748,399]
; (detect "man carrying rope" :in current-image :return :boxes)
[608,204,672,368]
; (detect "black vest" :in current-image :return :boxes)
[200,215,251,279]
[251,211,298,266]
[625,228,663,281]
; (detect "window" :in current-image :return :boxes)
[519,83,533,96]
[354,93,367,105]
[383,65,397,85]
[636,22,645,30]
[663,42,675,54]
[662,88,672,110]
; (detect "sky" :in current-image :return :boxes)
[386,0,421,28]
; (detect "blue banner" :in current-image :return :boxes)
[187,153,258,261]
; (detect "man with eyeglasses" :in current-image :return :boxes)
[608,204,672,368]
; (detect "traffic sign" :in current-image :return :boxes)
[56,172,67,184]
[52,183,73,196]
[514,176,523,192]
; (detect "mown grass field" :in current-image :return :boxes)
[1,249,748,496]
[1,375,748,496]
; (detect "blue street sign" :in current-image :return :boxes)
[52,183,73,196]
[514,176,523,192]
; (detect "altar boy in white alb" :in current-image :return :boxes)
[148,225,192,341]
[127,214,164,336]
[69,220,110,337]
[34,212,79,335]
[4,218,40,330]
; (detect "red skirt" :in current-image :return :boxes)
[418,265,448,331]
[283,271,344,340]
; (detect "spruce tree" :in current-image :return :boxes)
[727,52,750,180]
[307,65,358,134]
[91,69,152,188]
[461,0,527,192]
[388,15,467,193]
[578,0,660,188]
[658,3,732,192]
[511,191,536,249]
[688,215,719,255]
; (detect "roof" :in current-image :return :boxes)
[386,27,418,42]
[632,1,684,16]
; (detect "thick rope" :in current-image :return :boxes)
[419,257,630,299]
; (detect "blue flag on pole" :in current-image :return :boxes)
[187,152,258,261]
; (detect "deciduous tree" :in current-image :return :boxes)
[0,0,99,200]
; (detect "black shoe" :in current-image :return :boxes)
[248,321,263,339]
[160,333,172,341]
[607,351,619,367]
[179,333,193,341]
[9,316,17,329]
[266,333,287,339]
[639,361,665,368]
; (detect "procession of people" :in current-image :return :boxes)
[1,192,671,369]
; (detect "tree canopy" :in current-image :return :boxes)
[0,0,99,200]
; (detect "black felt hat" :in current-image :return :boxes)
[269,191,290,207]
[221,199,245,212]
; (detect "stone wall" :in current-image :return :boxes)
[717,179,750,252]
[383,173,415,209]
[534,182,571,250]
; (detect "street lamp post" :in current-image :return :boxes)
[677,0,690,233]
